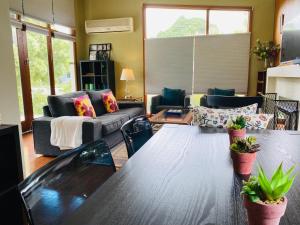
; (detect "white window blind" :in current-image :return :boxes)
[9,0,75,28]
[145,33,250,94]
[194,33,250,93]
[145,37,194,94]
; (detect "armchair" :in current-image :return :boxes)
[150,88,190,114]
[200,88,235,107]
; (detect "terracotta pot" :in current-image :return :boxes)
[230,150,256,175]
[244,195,287,225]
[228,128,246,144]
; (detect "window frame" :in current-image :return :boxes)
[143,4,252,38]
[142,4,253,109]
[11,13,78,131]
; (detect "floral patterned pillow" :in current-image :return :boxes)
[192,107,232,128]
[73,95,96,118]
[241,114,274,130]
[101,91,119,113]
[192,105,273,129]
[192,104,257,127]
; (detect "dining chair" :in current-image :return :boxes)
[18,139,116,225]
[120,115,153,158]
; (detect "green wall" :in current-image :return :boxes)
[75,0,275,98]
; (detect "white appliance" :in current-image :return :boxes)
[85,17,134,34]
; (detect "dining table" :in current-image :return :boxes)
[62,124,300,225]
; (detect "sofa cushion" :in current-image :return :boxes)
[162,88,185,106]
[73,95,96,118]
[48,91,86,117]
[214,88,235,96]
[112,108,144,119]
[101,91,119,113]
[96,114,129,135]
[87,89,111,116]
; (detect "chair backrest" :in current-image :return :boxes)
[206,95,264,111]
[120,116,153,158]
[18,140,116,225]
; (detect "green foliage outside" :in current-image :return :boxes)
[12,28,74,118]
[157,16,219,38]
[241,163,296,203]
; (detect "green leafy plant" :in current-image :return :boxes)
[241,163,296,204]
[230,136,260,153]
[251,39,280,68]
[227,116,246,130]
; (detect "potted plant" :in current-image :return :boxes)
[241,163,296,225]
[251,39,281,69]
[230,136,260,175]
[227,116,247,144]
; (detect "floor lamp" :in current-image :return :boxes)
[120,68,135,99]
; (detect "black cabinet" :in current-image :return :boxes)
[257,70,267,95]
[0,125,25,225]
[79,60,116,95]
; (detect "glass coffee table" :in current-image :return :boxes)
[149,109,193,125]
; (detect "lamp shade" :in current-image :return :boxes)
[120,68,135,81]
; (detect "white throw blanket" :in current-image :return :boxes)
[50,116,91,150]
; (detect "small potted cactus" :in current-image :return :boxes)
[227,116,247,144]
[241,163,295,225]
[230,136,260,175]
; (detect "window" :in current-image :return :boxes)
[53,38,76,94]
[27,30,51,118]
[209,10,249,35]
[145,8,207,38]
[11,14,77,131]
[145,6,251,38]
[11,27,25,121]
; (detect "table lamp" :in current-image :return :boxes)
[120,68,135,99]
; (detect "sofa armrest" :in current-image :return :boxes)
[82,118,103,143]
[150,95,162,114]
[43,105,52,117]
[200,95,209,107]
[32,116,56,155]
[118,101,144,109]
[184,96,191,108]
[32,117,103,155]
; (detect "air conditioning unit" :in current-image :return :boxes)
[85,17,134,34]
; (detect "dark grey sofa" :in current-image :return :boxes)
[32,89,144,156]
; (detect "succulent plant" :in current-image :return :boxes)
[230,136,260,153]
[227,116,246,130]
[241,163,296,204]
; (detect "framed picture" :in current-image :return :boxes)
[89,50,97,60]
[89,43,112,61]
[89,44,98,51]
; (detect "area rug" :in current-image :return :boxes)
[111,142,128,169]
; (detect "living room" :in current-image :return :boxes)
[1,0,300,224]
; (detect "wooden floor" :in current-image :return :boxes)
[22,133,54,177]
[22,133,128,177]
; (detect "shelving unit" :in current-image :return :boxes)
[79,60,115,94]
[0,125,25,224]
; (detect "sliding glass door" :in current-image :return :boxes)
[11,17,76,132]
[27,30,51,118]
[11,27,25,121]
[52,38,76,94]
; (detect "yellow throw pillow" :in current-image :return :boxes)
[73,95,96,118]
[101,91,119,113]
